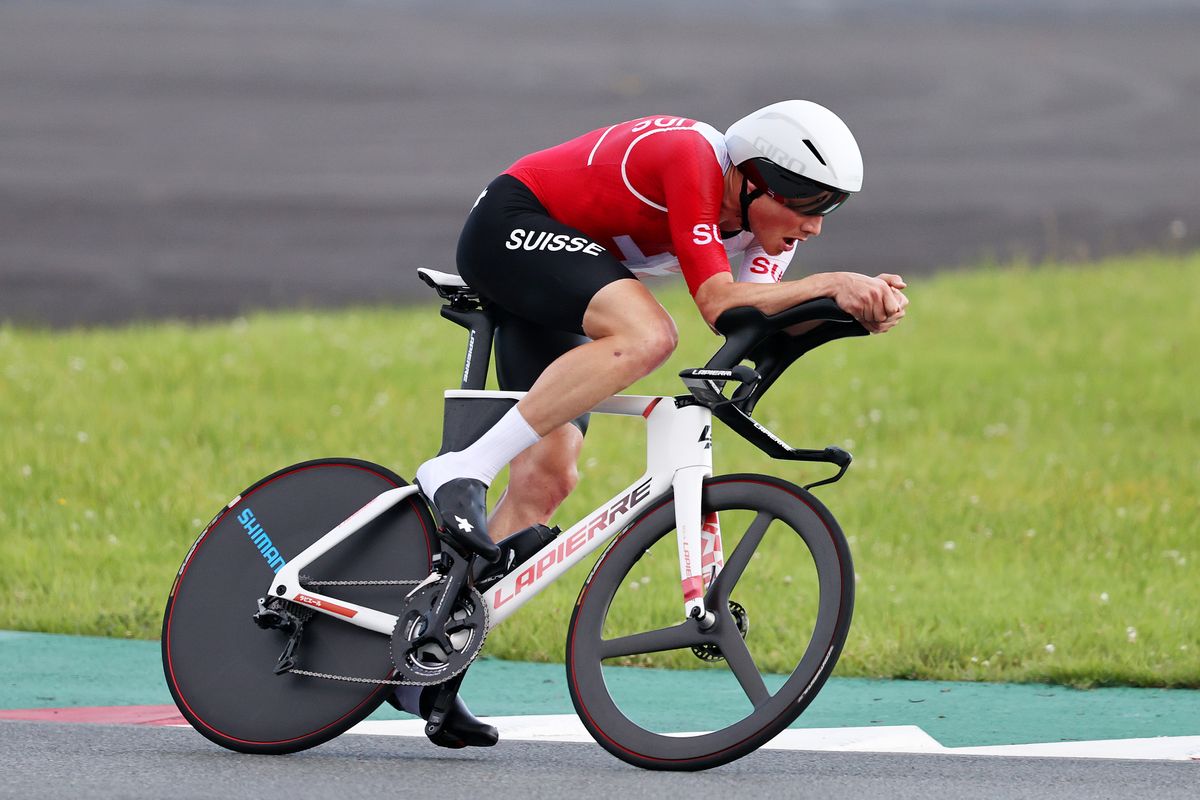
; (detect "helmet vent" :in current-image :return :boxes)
[803,139,827,166]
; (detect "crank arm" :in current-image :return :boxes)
[424,672,467,740]
[411,552,474,651]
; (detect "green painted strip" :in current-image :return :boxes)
[2,632,1197,747]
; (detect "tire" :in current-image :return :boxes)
[565,474,854,771]
[162,458,437,754]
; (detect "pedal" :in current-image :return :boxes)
[431,551,453,575]
[476,524,560,588]
[424,673,466,742]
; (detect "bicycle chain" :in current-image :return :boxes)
[279,577,487,687]
[286,668,425,687]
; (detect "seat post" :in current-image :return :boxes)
[435,303,511,459]
[416,268,496,390]
[440,305,495,390]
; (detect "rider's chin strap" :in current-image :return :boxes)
[738,173,765,233]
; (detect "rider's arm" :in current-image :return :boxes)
[692,270,908,334]
[640,132,737,296]
[646,131,908,334]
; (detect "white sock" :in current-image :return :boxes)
[416,405,541,498]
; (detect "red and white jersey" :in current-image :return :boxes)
[504,115,794,295]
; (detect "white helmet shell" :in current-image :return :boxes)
[725,100,864,193]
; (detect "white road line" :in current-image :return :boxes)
[952,736,1200,761]
[346,715,1200,762]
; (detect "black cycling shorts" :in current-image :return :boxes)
[456,174,638,434]
[457,174,635,334]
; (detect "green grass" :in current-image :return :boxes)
[2,253,1198,687]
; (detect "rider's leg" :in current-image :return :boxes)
[485,309,589,542]
[516,278,678,434]
[403,177,666,747]
[488,424,583,541]
[415,279,677,545]
[418,174,674,553]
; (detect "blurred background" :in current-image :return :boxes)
[2,1,1197,688]
[1,0,1197,327]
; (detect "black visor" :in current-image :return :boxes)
[739,157,851,216]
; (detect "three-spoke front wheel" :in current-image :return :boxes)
[565,474,854,771]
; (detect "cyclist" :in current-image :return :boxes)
[399,100,907,745]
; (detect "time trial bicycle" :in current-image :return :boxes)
[161,267,868,771]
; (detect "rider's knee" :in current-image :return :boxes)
[625,316,678,377]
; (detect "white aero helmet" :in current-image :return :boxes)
[725,100,863,227]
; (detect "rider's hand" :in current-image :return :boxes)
[829,272,909,334]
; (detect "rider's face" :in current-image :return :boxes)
[748,195,824,257]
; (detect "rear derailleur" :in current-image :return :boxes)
[252,596,311,674]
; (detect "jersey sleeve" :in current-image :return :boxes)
[625,129,732,295]
[735,241,795,284]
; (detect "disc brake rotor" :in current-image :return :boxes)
[691,600,750,663]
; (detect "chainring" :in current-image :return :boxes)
[691,600,750,663]
[390,581,489,685]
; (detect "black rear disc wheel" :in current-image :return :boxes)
[162,458,437,754]
[565,474,854,771]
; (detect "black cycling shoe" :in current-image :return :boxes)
[420,685,498,749]
[477,524,561,589]
[385,685,498,749]
[424,477,502,563]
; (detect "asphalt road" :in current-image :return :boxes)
[1,1,1198,328]
[4,721,1198,800]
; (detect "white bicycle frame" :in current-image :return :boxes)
[267,388,726,637]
